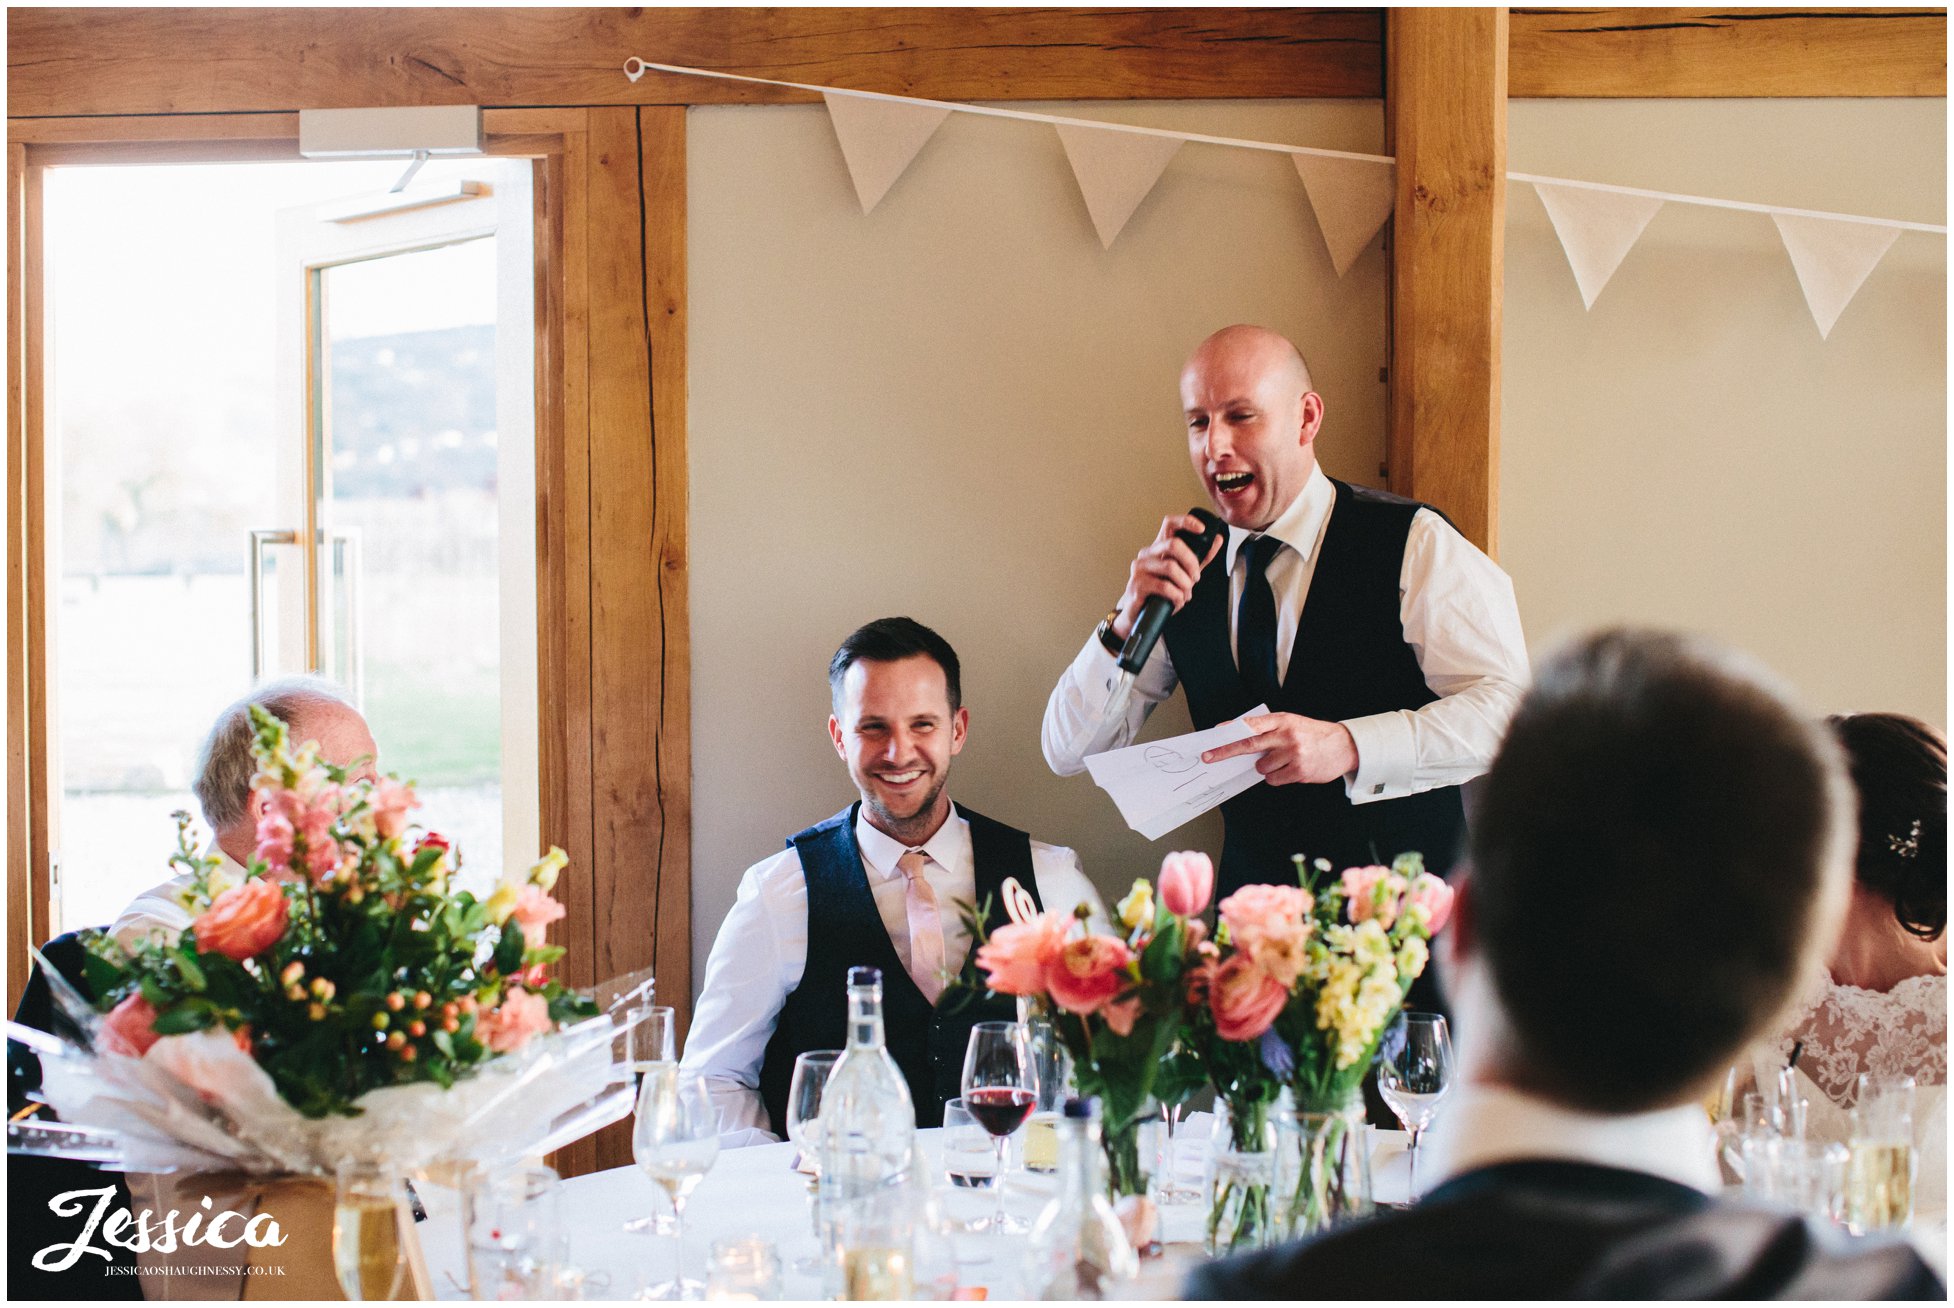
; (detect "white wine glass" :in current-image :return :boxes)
[333,1159,409,1301]
[1376,1011,1453,1202]
[961,1021,1038,1235]
[786,1049,839,1273]
[633,1065,720,1299]
[622,1006,682,1236]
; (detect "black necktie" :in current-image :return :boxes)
[1236,533,1283,703]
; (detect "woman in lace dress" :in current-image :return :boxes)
[1767,713,1946,1209]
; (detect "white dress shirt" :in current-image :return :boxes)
[108,846,249,953]
[681,804,1105,1145]
[1042,464,1530,804]
[1424,1081,1723,1195]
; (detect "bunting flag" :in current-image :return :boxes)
[1532,182,1664,310]
[1291,154,1396,276]
[1771,213,1903,339]
[1054,124,1184,249]
[822,91,952,214]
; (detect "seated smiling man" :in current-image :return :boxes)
[1187,629,1942,1299]
[683,617,1103,1143]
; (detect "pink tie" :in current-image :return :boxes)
[898,849,946,1004]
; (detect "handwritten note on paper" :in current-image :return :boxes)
[1083,705,1270,841]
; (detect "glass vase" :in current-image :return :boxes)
[1100,1105,1157,1200]
[1205,1100,1281,1256]
[1281,1100,1373,1238]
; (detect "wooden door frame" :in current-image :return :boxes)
[3,108,685,1175]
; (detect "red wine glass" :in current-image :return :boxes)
[961,1021,1038,1235]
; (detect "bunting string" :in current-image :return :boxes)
[1507,172,1946,236]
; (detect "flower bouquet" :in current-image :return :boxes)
[970,852,1214,1236]
[1213,853,1452,1237]
[11,707,640,1295]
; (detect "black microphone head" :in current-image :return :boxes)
[1177,507,1228,566]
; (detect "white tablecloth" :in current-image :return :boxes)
[417,1125,1415,1299]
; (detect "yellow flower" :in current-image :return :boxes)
[528,846,569,892]
[485,882,520,926]
[1116,879,1155,931]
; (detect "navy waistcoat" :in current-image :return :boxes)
[756,803,1039,1135]
[1162,477,1467,898]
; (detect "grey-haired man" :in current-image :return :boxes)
[108,676,377,951]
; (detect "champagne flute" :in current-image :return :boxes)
[333,1159,409,1301]
[961,1021,1038,1235]
[634,1065,720,1299]
[1376,1011,1453,1201]
[786,1049,839,1273]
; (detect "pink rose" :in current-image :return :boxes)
[371,778,420,842]
[478,986,552,1053]
[1103,993,1143,1037]
[1044,936,1132,1016]
[1217,884,1315,987]
[100,992,160,1058]
[511,885,567,949]
[1158,851,1215,918]
[976,912,1069,996]
[193,878,290,961]
[1340,866,1406,928]
[145,1028,284,1114]
[1208,956,1289,1042]
[1406,873,1454,935]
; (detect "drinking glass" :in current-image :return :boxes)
[634,1066,721,1299]
[622,1007,684,1236]
[960,1021,1038,1235]
[786,1049,839,1272]
[942,1099,1001,1190]
[1846,1074,1916,1234]
[333,1159,410,1301]
[1020,1007,1071,1176]
[704,1236,782,1300]
[462,1164,564,1301]
[1375,1011,1453,1201]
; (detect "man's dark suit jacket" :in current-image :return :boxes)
[1184,1160,1944,1300]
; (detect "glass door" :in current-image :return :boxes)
[44,158,537,932]
[272,173,538,897]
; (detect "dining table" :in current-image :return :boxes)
[415,1119,1417,1300]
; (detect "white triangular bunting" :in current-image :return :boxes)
[822,91,952,214]
[1532,183,1664,310]
[1054,124,1184,249]
[1291,154,1395,277]
[1771,213,1902,339]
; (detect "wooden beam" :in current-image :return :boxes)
[1511,7,1946,97]
[1386,8,1506,557]
[6,142,30,1010]
[8,7,1384,119]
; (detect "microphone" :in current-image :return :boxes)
[1062,507,1228,764]
[1115,507,1229,675]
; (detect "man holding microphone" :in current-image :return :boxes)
[1042,324,1529,906]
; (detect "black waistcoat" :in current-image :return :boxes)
[756,803,1039,1135]
[1162,477,1467,898]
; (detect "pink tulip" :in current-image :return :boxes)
[1158,851,1215,918]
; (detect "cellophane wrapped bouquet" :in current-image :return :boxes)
[20,705,631,1178]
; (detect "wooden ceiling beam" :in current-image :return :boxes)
[7,7,1385,119]
[1510,7,1946,98]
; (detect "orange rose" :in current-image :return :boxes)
[1044,936,1133,1016]
[193,878,290,961]
[1209,955,1289,1042]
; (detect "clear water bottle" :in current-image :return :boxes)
[817,967,918,1300]
[1027,1097,1139,1300]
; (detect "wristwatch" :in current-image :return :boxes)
[1095,607,1126,657]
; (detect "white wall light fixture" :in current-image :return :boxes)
[298,105,484,193]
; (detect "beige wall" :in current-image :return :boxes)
[1503,100,1946,724]
[687,100,1388,993]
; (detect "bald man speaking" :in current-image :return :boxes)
[1044,324,1529,904]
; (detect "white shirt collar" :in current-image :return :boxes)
[1424,1082,1722,1195]
[1222,462,1333,574]
[852,804,970,883]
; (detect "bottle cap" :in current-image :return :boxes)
[847,966,882,988]
[1062,1096,1100,1121]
